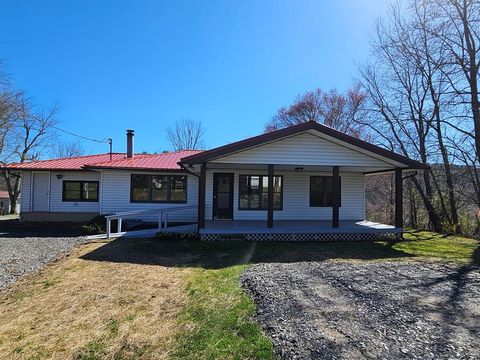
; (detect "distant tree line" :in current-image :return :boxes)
[266,0,480,237]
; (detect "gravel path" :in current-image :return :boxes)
[0,222,87,290]
[242,261,480,360]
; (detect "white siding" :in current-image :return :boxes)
[101,170,198,222]
[205,169,365,221]
[20,171,32,212]
[20,170,101,213]
[212,132,395,168]
[49,171,101,213]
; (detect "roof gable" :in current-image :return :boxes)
[181,121,428,169]
[210,132,401,168]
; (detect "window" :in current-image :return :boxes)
[62,181,99,202]
[310,176,341,207]
[131,174,187,203]
[239,175,283,210]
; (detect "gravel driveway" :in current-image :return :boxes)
[0,220,86,290]
[242,261,480,360]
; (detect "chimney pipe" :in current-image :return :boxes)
[126,129,134,158]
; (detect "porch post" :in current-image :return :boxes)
[332,166,339,228]
[267,164,274,228]
[395,168,403,229]
[198,163,206,229]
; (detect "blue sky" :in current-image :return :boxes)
[0,0,389,155]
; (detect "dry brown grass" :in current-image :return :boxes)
[0,241,191,360]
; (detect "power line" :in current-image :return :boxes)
[51,125,113,159]
[51,125,110,144]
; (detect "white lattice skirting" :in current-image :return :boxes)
[200,232,399,242]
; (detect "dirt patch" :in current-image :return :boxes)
[242,261,480,360]
[0,241,190,359]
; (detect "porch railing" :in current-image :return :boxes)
[104,205,196,239]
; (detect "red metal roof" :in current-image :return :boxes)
[0,191,9,198]
[1,150,204,171]
[1,153,127,170]
[85,150,203,170]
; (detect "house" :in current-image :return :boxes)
[1,122,427,240]
[0,191,20,215]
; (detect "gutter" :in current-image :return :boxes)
[364,167,426,176]
[82,166,184,172]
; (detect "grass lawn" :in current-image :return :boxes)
[0,231,478,359]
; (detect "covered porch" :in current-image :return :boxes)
[179,122,428,241]
[192,161,406,241]
[195,163,405,239]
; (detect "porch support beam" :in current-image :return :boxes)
[267,164,274,228]
[198,163,206,229]
[332,166,340,228]
[395,168,403,229]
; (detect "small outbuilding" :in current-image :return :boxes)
[0,191,19,215]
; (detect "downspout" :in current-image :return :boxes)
[178,162,200,178]
[99,170,104,215]
[178,162,203,232]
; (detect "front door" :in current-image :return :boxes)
[32,172,50,211]
[213,173,233,220]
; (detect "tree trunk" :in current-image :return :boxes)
[469,78,480,163]
[408,182,418,229]
[9,196,17,214]
[456,0,480,163]
[436,134,460,232]
[411,175,443,232]
[3,170,21,215]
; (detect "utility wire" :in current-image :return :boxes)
[50,124,110,144]
[50,125,114,159]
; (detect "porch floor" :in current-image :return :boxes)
[201,220,401,234]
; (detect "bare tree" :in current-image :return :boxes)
[359,3,447,232]
[0,96,57,214]
[359,0,480,234]
[50,141,85,158]
[167,118,205,151]
[428,0,480,162]
[410,0,462,232]
[265,85,368,138]
[0,90,23,163]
